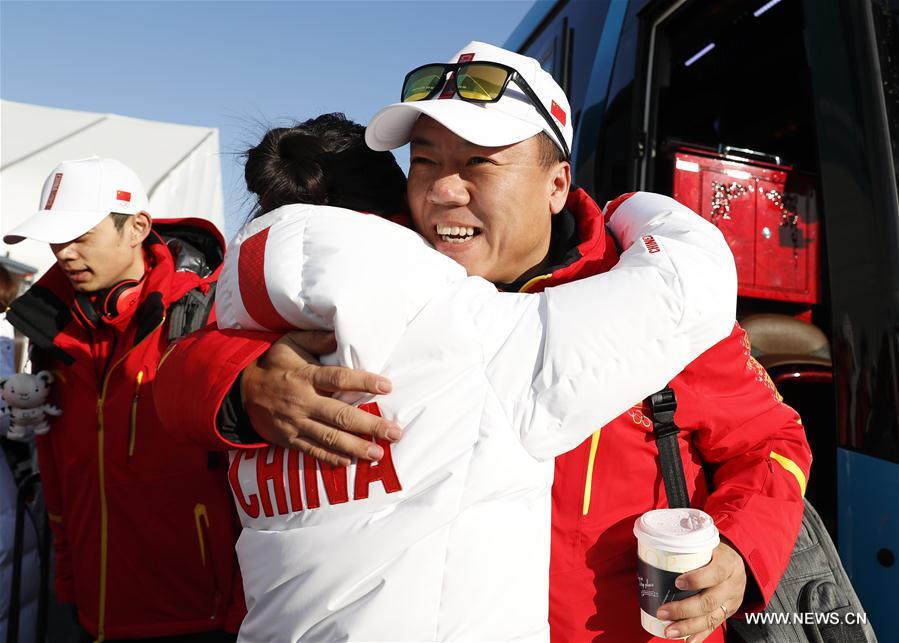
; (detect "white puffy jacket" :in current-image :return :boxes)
[215,193,737,642]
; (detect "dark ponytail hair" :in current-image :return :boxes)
[244,113,407,220]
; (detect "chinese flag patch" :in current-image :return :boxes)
[116,190,131,202]
[551,100,567,126]
[44,173,63,210]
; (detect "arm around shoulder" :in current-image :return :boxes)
[605,191,737,349]
[152,326,278,450]
[515,192,738,459]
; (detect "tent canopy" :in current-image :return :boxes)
[1,99,224,277]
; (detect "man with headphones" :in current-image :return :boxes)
[3,157,245,642]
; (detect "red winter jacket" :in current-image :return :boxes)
[522,191,811,642]
[154,193,811,642]
[8,220,246,640]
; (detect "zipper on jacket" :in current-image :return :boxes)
[194,503,221,619]
[95,315,165,642]
[128,371,144,458]
[96,394,108,643]
[582,429,602,516]
[157,343,177,372]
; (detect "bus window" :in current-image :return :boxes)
[593,19,639,203]
[873,0,899,194]
[536,38,559,80]
[518,1,614,140]
[522,17,567,94]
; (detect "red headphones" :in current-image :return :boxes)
[71,278,144,330]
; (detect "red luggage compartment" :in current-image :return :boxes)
[672,147,820,304]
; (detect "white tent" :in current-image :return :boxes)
[0,99,224,277]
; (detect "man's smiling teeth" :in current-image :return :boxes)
[436,225,478,243]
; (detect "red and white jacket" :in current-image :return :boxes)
[169,195,735,641]
[529,192,810,643]
[8,220,246,640]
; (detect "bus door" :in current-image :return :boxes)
[637,0,834,507]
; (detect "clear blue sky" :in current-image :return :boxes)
[1,0,536,237]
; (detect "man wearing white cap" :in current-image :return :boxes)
[4,157,245,641]
[156,43,810,643]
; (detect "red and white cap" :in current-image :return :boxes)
[365,41,573,157]
[4,156,150,245]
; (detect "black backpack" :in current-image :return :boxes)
[160,225,221,340]
[647,388,877,643]
[165,280,216,342]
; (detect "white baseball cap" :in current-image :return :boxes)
[365,41,573,158]
[4,156,150,245]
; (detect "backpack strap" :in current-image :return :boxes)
[648,387,691,509]
[167,282,217,342]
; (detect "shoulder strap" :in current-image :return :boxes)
[167,281,217,342]
[648,387,691,509]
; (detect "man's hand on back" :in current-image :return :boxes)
[240,330,403,467]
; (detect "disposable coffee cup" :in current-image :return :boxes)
[633,508,720,639]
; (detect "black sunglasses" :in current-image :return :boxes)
[401,61,570,160]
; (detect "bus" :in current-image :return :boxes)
[506,0,898,638]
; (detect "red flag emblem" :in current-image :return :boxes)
[551,100,567,126]
[116,190,131,202]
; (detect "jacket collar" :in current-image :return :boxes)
[509,187,620,294]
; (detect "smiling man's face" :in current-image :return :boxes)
[406,116,570,284]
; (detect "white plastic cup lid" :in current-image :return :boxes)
[633,508,720,554]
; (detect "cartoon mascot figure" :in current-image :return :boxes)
[0,371,62,441]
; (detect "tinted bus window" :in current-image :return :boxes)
[873,0,899,194]
[521,0,612,124]
[593,20,639,204]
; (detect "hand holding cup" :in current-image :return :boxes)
[657,540,748,642]
[633,508,721,640]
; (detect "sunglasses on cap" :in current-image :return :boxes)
[401,61,571,160]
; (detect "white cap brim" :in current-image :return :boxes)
[366,100,543,151]
[3,209,112,245]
